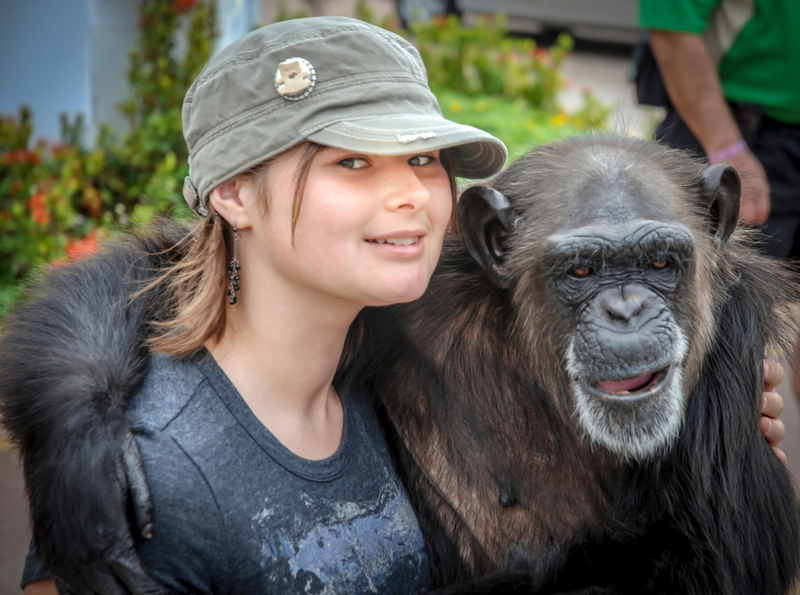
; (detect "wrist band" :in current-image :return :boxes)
[707,139,747,164]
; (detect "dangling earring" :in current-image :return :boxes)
[227,226,241,305]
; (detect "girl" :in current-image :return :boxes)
[15,15,506,595]
[8,15,786,595]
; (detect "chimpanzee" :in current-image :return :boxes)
[356,134,799,593]
[1,135,797,594]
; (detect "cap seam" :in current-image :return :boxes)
[310,127,471,143]
[319,119,482,134]
[190,76,432,154]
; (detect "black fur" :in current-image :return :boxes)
[1,136,797,594]
[0,223,187,593]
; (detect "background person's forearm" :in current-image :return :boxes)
[649,30,741,154]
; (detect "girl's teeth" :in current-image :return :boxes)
[373,237,418,246]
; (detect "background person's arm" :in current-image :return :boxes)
[649,29,770,224]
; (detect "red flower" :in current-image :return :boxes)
[27,193,51,227]
[172,0,198,13]
[2,148,41,166]
[66,230,99,261]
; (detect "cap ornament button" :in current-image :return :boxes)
[274,57,316,100]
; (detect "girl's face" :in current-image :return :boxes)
[243,145,453,310]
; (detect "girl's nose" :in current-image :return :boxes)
[384,163,431,212]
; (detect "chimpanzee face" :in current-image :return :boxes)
[546,219,694,460]
[458,138,741,461]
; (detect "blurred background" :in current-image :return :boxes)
[1,0,796,592]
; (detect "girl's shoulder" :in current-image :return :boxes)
[130,352,208,431]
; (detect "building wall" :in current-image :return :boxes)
[93,0,140,138]
[0,0,94,141]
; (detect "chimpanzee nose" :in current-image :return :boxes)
[600,284,647,323]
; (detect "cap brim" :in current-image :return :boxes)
[306,115,507,179]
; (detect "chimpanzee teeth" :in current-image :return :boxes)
[371,237,419,246]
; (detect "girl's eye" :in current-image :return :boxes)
[339,157,369,169]
[568,266,592,278]
[409,154,435,166]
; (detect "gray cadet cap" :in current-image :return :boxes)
[181,16,507,216]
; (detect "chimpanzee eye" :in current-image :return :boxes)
[651,260,668,270]
[568,266,592,278]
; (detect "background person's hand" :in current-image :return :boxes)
[728,149,771,225]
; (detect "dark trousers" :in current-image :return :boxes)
[656,107,800,259]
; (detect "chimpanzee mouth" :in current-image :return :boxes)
[586,367,672,401]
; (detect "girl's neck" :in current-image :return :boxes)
[205,274,358,460]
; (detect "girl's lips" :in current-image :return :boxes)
[365,229,427,242]
[365,229,428,256]
[365,235,425,256]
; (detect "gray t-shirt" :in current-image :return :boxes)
[24,350,430,594]
[133,351,430,594]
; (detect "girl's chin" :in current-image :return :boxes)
[366,285,430,307]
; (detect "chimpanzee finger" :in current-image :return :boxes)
[121,431,154,539]
[761,390,785,420]
[106,544,172,595]
[54,572,125,595]
[54,575,82,595]
[763,359,785,393]
[81,566,130,595]
[761,416,786,448]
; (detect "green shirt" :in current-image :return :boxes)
[639,0,800,123]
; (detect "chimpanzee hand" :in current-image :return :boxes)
[40,429,172,595]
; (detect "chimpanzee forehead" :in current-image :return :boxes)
[536,156,689,231]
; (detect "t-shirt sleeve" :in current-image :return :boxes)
[21,540,50,589]
[638,0,720,34]
[134,429,228,595]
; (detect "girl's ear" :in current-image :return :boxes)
[208,177,254,229]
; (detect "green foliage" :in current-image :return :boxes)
[274,1,311,22]
[0,0,216,318]
[437,89,605,161]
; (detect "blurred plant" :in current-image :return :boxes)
[410,15,574,112]
[274,1,312,22]
[437,89,603,161]
[0,0,216,318]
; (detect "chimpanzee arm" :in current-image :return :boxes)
[0,223,187,595]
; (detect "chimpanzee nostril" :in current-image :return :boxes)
[601,285,646,323]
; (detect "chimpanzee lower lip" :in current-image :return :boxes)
[584,367,671,401]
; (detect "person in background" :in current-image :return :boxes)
[638,0,800,248]
[637,0,800,400]
[395,0,460,28]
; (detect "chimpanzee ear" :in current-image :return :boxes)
[459,186,518,289]
[700,163,741,247]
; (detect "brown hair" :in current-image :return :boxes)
[143,144,459,358]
